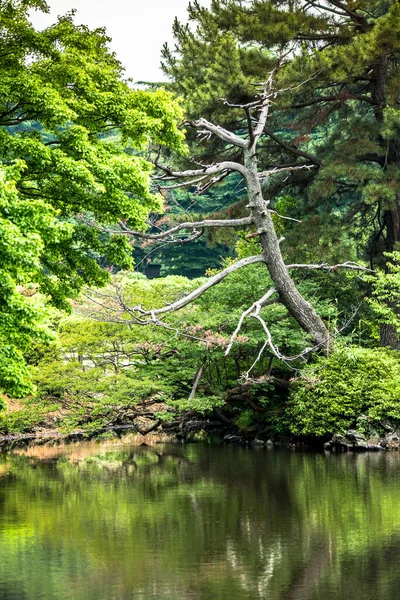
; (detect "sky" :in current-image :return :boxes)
[30,0,208,83]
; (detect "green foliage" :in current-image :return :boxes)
[21,265,349,435]
[2,259,395,439]
[367,252,400,330]
[234,409,257,431]
[0,0,184,393]
[4,0,400,441]
[170,395,225,414]
[0,162,60,396]
[163,0,400,272]
[0,401,56,434]
[286,347,400,437]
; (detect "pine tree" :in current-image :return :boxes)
[162,0,400,346]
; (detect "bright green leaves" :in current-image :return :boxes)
[0,1,186,395]
[367,252,400,330]
[0,347,35,398]
[1,126,164,226]
[0,163,68,279]
[121,89,186,151]
[287,347,400,437]
[0,163,60,396]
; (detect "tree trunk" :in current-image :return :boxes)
[371,55,400,348]
[244,149,329,349]
[380,200,400,347]
[383,139,400,256]
[383,205,400,255]
[380,324,400,349]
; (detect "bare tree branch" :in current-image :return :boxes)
[189,361,206,401]
[156,171,230,193]
[253,50,294,143]
[244,302,365,381]
[194,171,231,194]
[287,261,373,272]
[114,216,253,240]
[250,313,312,364]
[258,164,315,178]
[219,97,261,110]
[263,128,322,166]
[126,255,265,319]
[187,117,248,148]
[225,287,278,356]
[250,49,295,147]
[237,297,314,382]
[155,174,210,190]
[154,158,248,180]
[269,210,302,223]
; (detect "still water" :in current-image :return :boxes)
[0,440,399,600]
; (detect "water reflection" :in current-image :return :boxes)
[0,441,399,599]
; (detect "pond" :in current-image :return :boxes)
[0,440,398,600]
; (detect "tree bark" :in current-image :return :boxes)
[243,148,329,349]
[371,55,400,348]
[379,204,400,349]
[380,324,400,349]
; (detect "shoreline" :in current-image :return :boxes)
[0,421,398,452]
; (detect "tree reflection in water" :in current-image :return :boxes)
[0,441,398,600]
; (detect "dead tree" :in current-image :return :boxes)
[97,63,370,363]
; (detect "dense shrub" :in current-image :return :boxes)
[0,403,53,434]
[286,347,400,437]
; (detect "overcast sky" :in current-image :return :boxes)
[30,0,208,83]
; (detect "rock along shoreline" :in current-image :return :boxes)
[1,416,400,452]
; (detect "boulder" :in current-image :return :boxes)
[346,429,367,442]
[381,431,400,449]
[325,430,384,452]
